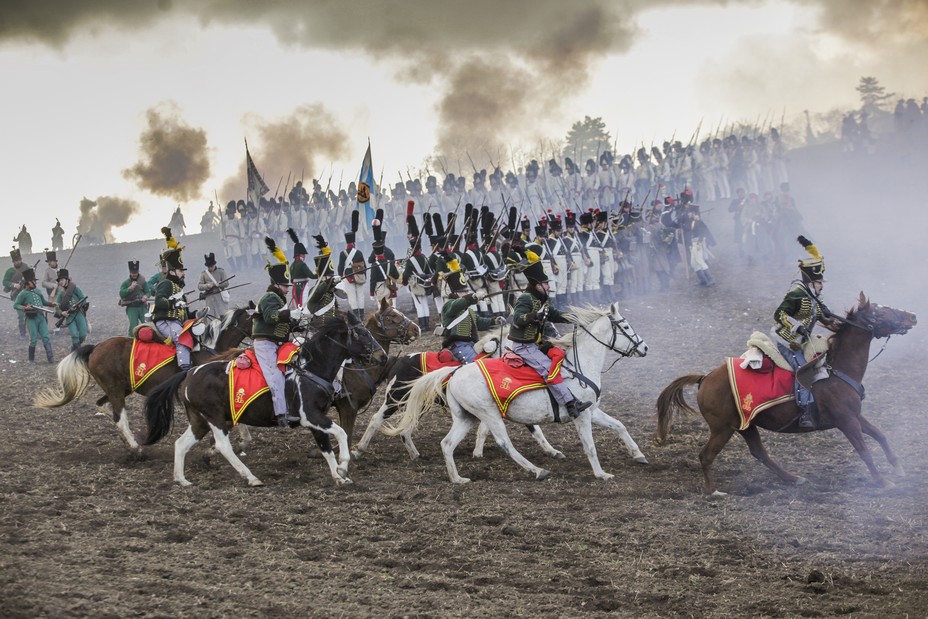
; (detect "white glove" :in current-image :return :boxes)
[474,289,488,301]
[174,300,187,309]
[169,290,185,301]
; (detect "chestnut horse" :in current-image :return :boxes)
[142,312,386,487]
[334,298,420,446]
[655,293,916,495]
[33,304,256,453]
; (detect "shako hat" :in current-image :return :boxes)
[288,228,307,257]
[797,235,825,283]
[128,260,140,273]
[313,234,334,277]
[264,236,291,285]
[521,249,548,285]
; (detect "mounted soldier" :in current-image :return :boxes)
[152,229,191,371]
[287,229,312,309]
[439,256,501,364]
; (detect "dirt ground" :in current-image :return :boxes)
[2,161,927,617]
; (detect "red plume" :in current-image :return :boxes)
[407,200,415,218]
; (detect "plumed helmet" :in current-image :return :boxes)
[264,237,290,284]
[204,252,217,267]
[288,228,307,257]
[797,235,825,283]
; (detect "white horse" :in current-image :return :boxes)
[353,326,567,461]
[384,304,649,483]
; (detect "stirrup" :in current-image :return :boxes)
[566,399,593,418]
[277,414,301,427]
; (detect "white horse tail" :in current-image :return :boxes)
[382,365,456,437]
[33,345,95,409]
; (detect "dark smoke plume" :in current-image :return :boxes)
[123,103,210,202]
[219,104,349,203]
[76,196,140,244]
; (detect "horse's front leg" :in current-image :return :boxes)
[836,416,893,488]
[308,423,353,485]
[590,407,647,464]
[858,414,904,476]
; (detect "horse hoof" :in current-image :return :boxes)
[350,450,363,461]
[536,469,551,481]
[452,477,472,485]
[879,479,896,490]
[709,490,728,498]
[337,477,354,485]
[552,452,566,460]
[176,479,193,488]
[634,456,649,464]
[248,478,264,487]
[793,476,808,486]
[596,472,615,481]
[894,465,907,477]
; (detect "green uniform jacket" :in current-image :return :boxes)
[253,288,293,342]
[304,278,338,318]
[290,258,313,302]
[55,284,88,326]
[152,278,188,322]
[119,276,150,307]
[14,288,52,315]
[440,295,493,346]
[774,283,832,348]
[3,264,27,297]
[510,292,569,344]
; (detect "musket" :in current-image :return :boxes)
[55,296,89,328]
[273,176,283,199]
[48,233,83,302]
[466,151,479,175]
[199,274,236,296]
[195,281,251,301]
[436,156,449,178]
[283,171,292,200]
[482,147,498,171]
[437,193,465,254]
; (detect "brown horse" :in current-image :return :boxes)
[655,293,916,495]
[33,304,256,454]
[142,311,386,487]
[333,298,420,446]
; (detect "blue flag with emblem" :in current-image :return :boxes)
[356,141,375,229]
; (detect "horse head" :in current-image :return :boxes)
[607,302,648,357]
[343,310,388,366]
[367,298,420,346]
[852,292,917,339]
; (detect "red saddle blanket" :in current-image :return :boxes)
[725,357,795,430]
[227,343,300,425]
[476,347,566,417]
[130,320,197,390]
[418,349,491,374]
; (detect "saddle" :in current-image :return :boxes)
[501,348,526,368]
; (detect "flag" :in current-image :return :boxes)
[245,139,269,208]
[356,140,375,228]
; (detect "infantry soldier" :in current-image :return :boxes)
[578,210,603,304]
[369,217,399,305]
[197,252,231,317]
[562,210,586,305]
[336,211,367,320]
[41,250,59,303]
[14,225,32,255]
[119,260,150,336]
[54,268,89,351]
[460,204,489,316]
[3,248,29,338]
[772,236,837,428]
[402,203,434,330]
[152,229,191,371]
[13,267,56,363]
[221,201,245,271]
[509,253,592,419]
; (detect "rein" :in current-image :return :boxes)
[567,316,643,395]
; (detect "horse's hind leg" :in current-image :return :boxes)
[738,425,806,486]
[700,425,736,496]
[235,425,253,452]
[590,407,647,464]
[858,415,903,476]
[207,423,264,487]
[474,422,564,460]
[441,402,479,484]
[472,421,491,458]
[474,408,550,481]
[110,393,142,455]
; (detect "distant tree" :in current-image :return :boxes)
[563,116,611,166]
[856,76,895,113]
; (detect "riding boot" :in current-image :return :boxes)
[71,343,79,352]
[565,398,593,419]
[355,309,365,322]
[28,345,35,364]
[44,340,54,363]
[702,269,716,287]
[797,406,815,429]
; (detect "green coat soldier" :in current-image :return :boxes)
[119,260,150,336]
[152,229,190,370]
[287,228,312,308]
[439,256,501,363]
[13,267,56,363]
[54,268,89,351]
[3,248,29,338]
[303,234,340,320]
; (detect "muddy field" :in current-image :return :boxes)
[2,188,927,616]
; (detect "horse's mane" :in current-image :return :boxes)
[549,305,610,349]
[826,297,871,360]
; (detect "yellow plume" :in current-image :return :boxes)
[321,246,332,256]
[524,250,540,263]
[161,226,179,250]
[446,258,461,272]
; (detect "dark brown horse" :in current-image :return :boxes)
[142,311,386,487]
[34,304,256,453]
[656,293,916,495]
[334,298,420,446]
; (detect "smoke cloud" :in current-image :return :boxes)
[123,103,210,202]
[76,196,140,243]
[218,104,350,203]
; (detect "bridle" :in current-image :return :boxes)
[568,314,647,390]
[375,306,416,345]
[833,304,914,363]
[320,322,383,366]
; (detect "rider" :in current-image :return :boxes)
[303,234,340,321]
[440,256,502,363]
[152,233,191,371]
[510,251,593,420]
[253,237,302,427]
[772,235,837,428]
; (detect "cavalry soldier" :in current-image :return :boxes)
[402,204,434,331]
[369,218,399,305]
[197,252,231,317]
[440,257,501,364]
[13,267,56,363]
[303,234,340,320]
[119,260,150,336]
[336,211,367,320]
[253,238,301,427]
[287,229,312,309]
[772,235,837,428]
[152,229,191,371]
[509,253,593,419]
[3,248,29,338]
[54,268,89,351]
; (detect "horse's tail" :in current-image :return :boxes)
[33,344,95,409]
[654,374,704,446]
[382,365,455,437]
[143,369,188,445]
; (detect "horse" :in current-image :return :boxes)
[385,304,649,483]
[142,311,386,487]
[33,304,256,453]
[655,293,916,495]
[333,298,420,446]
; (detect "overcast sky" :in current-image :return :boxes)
[2,0,926,245]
